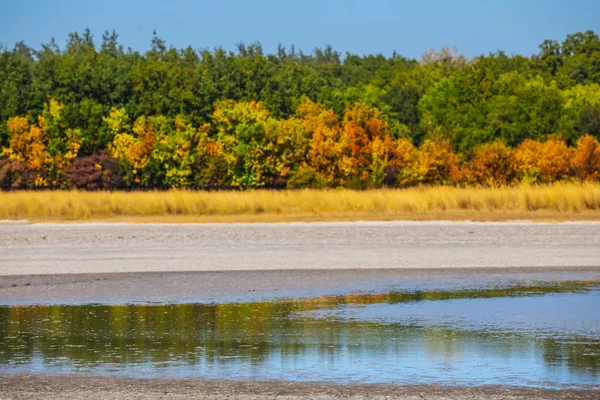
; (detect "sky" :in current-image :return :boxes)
[1,0,599,59]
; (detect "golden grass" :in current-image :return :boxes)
[1,183,600,223]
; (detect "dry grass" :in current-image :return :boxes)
[1,183,600,223]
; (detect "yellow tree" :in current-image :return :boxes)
[571,134,600,181]
[3,99,81,187]
[108,109,201,188]
[4,116,50,172]
[514,137,572,183]
[389,138,418,187]
[295,99,343,186]
[109,110,156,185]
[210,100,274,188]
[263,117,309,187]
[402,138,460,185]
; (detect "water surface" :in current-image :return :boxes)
[1,281,599,388]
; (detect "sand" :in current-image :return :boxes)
[1,374,597,400]
[1,221,599,276]
[2,221,599,399]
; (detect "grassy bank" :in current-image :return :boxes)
[1,183,600,223]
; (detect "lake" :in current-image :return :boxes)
[1,279,599,389]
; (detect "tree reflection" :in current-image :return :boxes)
[0,282,598,384]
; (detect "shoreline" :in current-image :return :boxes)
[2,221,599,277]
[2,209,600,224]
[1,374,598,400]
[2,221,600,397]
[5,219,600,224]
[2,266,600,306]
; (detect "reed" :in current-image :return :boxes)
[1,183,599,223]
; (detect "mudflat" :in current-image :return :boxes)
[1,374,598,400]
[1,266,599,305]
[2,221,599,399]
[1,221,599,276]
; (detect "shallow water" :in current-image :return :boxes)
[1,281,599,388]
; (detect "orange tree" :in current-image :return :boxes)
[293,99,342,187]
[461,142,517,186]
[571,134,600,181]
[338,103,396,188]
[2,99,81,187]
[513,137,572,183]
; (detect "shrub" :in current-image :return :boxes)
[462,142,517,186]
[514,138,572,183]
[64,151,124,190]
[287,167,327,189]
[571,134,600,181]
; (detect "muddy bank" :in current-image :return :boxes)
[1,267,600,305]
[2,222,600,397]
[1,221,600,276]
[0,374,596,400]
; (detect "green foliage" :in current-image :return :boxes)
[287,167,327,189]
[486,74,567,145]
[2,29,600,190]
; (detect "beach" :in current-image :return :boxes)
[1,221,599,399]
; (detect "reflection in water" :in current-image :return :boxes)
[0,282,599,388]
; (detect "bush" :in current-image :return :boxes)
[64,151,124,190]
[571,134,600,181]
[461,142,518,186]
[0,159,44,190]
[287,167,327,189]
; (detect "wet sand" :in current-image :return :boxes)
[2,267,600,305]
[1,221,599,399]
[1,374,597,400]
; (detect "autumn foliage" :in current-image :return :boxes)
[1,98,600,190]
[571,134,600,182]
[2,30,600,190]
[2,99,81,188]
[462,142,517,186]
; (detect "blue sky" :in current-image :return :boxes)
[1,0,598,59]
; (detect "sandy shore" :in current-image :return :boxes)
[1,221,600,276]
[1,374,597,400]
[2,222,599,398]
[2,266,599,305]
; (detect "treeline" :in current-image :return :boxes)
[1,29,600,190]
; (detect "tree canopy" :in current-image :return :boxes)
[1,29,600,189]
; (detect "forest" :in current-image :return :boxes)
[1,29,600,190]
